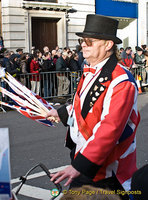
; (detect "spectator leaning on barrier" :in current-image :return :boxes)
[9,53,21,80]
[26,53,32,73]
[16,48,23,68]
[134,46,146,84]
[56,51,70,97]
[51,49,58,70]
[20,53,27,86]
[68,52,79,93]
[68,52,79,72]
[2,50,11,72]
[30,53,41,95]
[67,50,73,60]
[37,50,44,67]
[76,44,84,69]
[46,14,140,200]
[42,52,54,72]
[41,52,54,97]
[121,47,134,70]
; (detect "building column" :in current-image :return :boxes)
[138,0,148,46]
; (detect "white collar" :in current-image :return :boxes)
[92,57,110,74]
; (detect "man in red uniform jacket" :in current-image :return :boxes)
[46,15,140,200]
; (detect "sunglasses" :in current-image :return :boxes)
[78,38,98,46]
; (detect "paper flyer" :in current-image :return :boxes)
[0,128,12,200]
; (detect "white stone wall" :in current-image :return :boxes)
[59,0,95,49]
[1,0,95,52]
[138,0,148,46]
[117,19,137,51]
[1,0,148,52]
[2,0,25,51]
[116,0,148,51]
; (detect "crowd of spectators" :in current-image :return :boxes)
[119,44,148,85]
[0,40,148,99]
[0,44,84,98]
[0,37,148,200]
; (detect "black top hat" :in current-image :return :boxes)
[76,14,122,44]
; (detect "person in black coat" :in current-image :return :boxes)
[2,50,11,70]
[5,53,20,80]
[42,52,54,97]
[68,53,79,93]
[56,52,70,96]
[68,52,79,72]
[76,44,84,69]
[42,52,54,72]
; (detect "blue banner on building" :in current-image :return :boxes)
[95,0,138,18]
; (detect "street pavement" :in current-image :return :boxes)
[136,92,148,168]
[0,92,148,199]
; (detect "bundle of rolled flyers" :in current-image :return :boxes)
[0,73,55,127]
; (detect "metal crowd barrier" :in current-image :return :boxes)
[18,70,83,100]
[131,66,148,86]
[0,68,147,109]
[131,67,142,79]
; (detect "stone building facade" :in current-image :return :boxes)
[0,0,148,52]
[1,0,95,52]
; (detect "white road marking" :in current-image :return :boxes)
[11,165,67,199]
[12,184,63,200]
[11,165,68,184]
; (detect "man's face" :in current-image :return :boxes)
[81,38,109,64]
[18,51,23,55]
